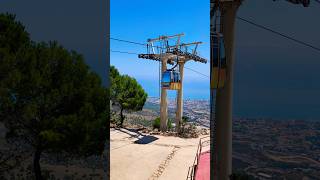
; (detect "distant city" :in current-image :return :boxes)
[143,97,320,179]
[146,97,210,127]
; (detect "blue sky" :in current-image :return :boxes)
[111,0,320,119]
[2,0,320,119]
[110,0,210,99]
[234,1,320,119]
[0,0,108,86]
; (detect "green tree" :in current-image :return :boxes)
[0,13,30,93]
[0,13,30,53]
[110,66,147,127]
[0,14,108,180]
[0,13,32,175]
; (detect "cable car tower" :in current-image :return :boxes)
[210,0,310,179]
[138,34,207,133]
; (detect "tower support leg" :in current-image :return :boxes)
[160,59,168,132]
[175,62,184,133]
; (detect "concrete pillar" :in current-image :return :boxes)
[212,2,240,179]
[175,62,184,133]
[160,58,168,132]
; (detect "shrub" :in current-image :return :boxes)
[182,116,189,123]
[153,117,172,130]
[153,117,160,129]
[167,118,173,129]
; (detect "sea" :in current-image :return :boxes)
[138,79,210,100]
[137,79,320,121]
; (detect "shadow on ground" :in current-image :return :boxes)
[114,127,158,144]
[134,136,158,144]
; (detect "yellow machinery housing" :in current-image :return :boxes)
[211,32,226,89]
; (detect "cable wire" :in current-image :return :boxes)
[111,49,210,78]
[110,50,139,55]
[236,16,320,53]
[110,37,165,49]
[110,38,146,46]
[184,66,210,78]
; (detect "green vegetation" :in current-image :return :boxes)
[0,13,108,180]
[182,116,189,123]
[153,117,172,130]
[110,66,147,127]
[127,116,153,128]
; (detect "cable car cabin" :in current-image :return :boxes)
[211,32,226,89]
[161,70,181,90]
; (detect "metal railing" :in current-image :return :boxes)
[186,136,210,180]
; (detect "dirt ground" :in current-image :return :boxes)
[110,128,209,180]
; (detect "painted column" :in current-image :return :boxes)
[160,58,168,132]
[214,2,240,179]
[175,61,184,133]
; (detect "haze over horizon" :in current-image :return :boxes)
[111,0,320,120]
[1,0,320,119]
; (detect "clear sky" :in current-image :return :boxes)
[235,1,320,119]
[111,0,320,120]
[0,0,108,86]
[1,0,320,120]
[110,0,210,100]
